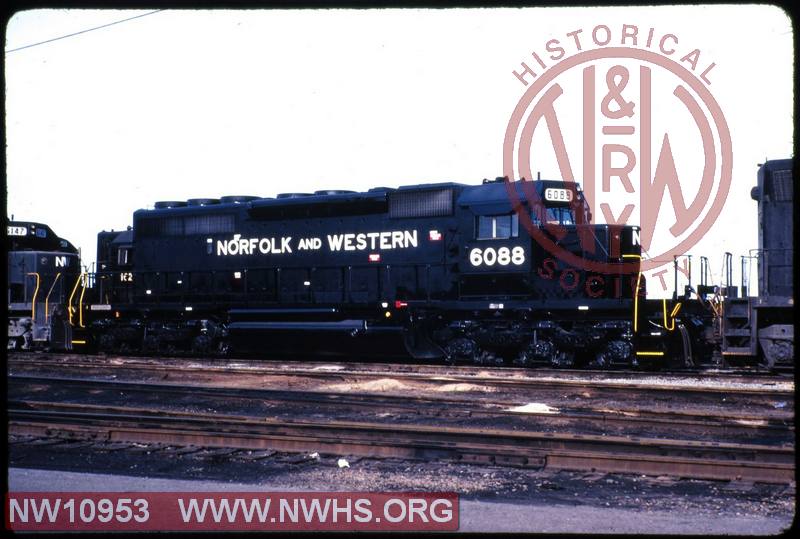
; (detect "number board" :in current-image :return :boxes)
[8,226,28,236]
[544,188,573,203]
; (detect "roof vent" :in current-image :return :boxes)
[187,198,220,206]
[220,195,259,204]
[277,193,313,199]
[313,190,357,196]
[389,188,454,218]
[154,201,188,209]
[482,176,509,184]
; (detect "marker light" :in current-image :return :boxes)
[368,253,381,262]
[429,230,442,241]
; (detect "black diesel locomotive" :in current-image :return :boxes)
[8,159,793,370]
[91,177,644,367]
[717,158,794,369]
[7,221,85,350]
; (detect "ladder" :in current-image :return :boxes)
[721,297,756,357]
[719,252,756,358]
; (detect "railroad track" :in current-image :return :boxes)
[8,353,793,400]
[10,351,783,380]
[8,355,793,483]
[8,374,793,444]
[8,400,794,484]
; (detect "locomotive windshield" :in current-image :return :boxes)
[475,206,575,239]
[532,206,575,225]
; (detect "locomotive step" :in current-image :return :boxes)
[722,347,756,356]
[723,329,753,337]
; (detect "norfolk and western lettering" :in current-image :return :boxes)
[215,230,419,257]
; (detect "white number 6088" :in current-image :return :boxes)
[469,246,525,267]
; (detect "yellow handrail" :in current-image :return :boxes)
[658,300,683,332]
[78,273,87,328]
[44,272,62,323]
[26,273,41,321]
[67,273,82,326]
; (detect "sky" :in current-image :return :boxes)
[5,6,794,297]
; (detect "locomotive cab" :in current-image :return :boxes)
[429,177,642,366]
[456,178,638,303]
[96,228,135,305]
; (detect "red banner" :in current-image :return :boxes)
[6,492,459,531]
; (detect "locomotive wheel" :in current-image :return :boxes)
[550,351,575,368]
[142,334,160,354]
[444,337,479,364]
[191,334,213,355]
[591,340,633,368]
[98,334,117,353]
[590,351,610,369]
[519,338,559,367]
[476,350,504,366]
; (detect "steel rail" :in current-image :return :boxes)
[10,351,784,381]
[8,355,793,398]
[7,375,794,442]
[8,401,794,484]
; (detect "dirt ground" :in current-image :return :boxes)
[7,436,795,534]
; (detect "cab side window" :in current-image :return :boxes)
[476,214,519,240]
[117,248,132,266]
